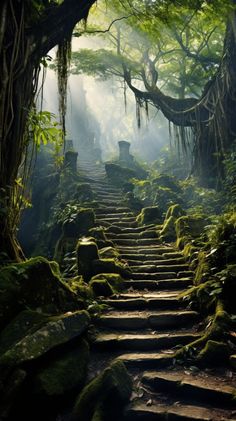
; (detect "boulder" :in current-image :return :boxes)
[91,273,124,292]
[72,360,132,421]
[90,279,113,297]
[63,208,95,238]
[136,206,162,225]
[33,339,89,397]
[92,259,130,279]
[152,174,181,193]
[0,310,90,369]
[0,257,77,329]
[74,183,94,202]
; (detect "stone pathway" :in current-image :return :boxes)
[79,160,236,421]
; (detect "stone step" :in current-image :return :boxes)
[94,332,200,351]
[96,216,137,223]
[97,200,128,207]
[96,213,134,219]
[98,310,198,330]
[107,232,158,240]
[131,264,189,273]
[112,221,138,228]
[126,271,192,280]
[163,251,185,259]
[120,254,165,261]
[124,403,234,421]
[124,278,192,290]
[116,352,173,369]
[127,258,186,266]
[142,370,236,408]
[95,207,131,214]
[101,295,185,310]
[112,239,161,246]
[116,290,181,299]
[117,225,155,233]
[117,246,177,254]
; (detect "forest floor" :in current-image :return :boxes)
[78,159,236,421]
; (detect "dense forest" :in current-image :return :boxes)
[0,1,236,420]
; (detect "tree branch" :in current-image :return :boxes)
[73,14,133,37]
[29,0,96,57]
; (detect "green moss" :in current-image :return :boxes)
[92,258,130,279]
[0,310,90,368]
[136,206,162,226]
[99,247,120,259]
[198,340,229,364]
[74,183,94,202]
[175,215,207,240]
[72,360,132,421]
[92,273,124,292]
[165,204,186,220]
[67,277,93,300]
[194,251,210,285]
[0,257,77,328]
[152,174,181,193]
[90,279,113,297]
[160,216,176,241]
[105,163,138,187]
[34,339,89,396]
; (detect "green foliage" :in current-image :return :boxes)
[27,109,64,168]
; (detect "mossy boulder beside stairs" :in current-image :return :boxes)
[33,338,89,397]
[0,310,90,370]
[72,360,132,421]
[0,257,78,329]
[136,206,162,225]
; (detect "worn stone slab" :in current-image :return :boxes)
[142,371,236,407]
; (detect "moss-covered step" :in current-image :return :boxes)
[106,231,158,240]
[131,264,189,273]
[97,310,198,330]
[141,371,236,408]
[112,221,138,228]
[95,207,132,214]
[101,295,185,310]
[116,352,173,369]
[126,258,186,266]
[117,246,177,254]
[116,224,156,233]
[126,272,178,280]
[96,212,134,219]
[112,239,161,246]
[94,332,201,351]
[123,278,192,290]
[124,403,233,421]
[119,253,165,261]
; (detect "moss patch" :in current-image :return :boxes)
[136,206,162,225]
[72,360,132,421]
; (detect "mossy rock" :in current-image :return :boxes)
[72,360,132,421]
[92,259,130,279]
[194,251,210,284]
[89,228,112,249]
[33,339,89,397]
[74,183,94,202]
[165,204,186,220]
[0,257,77,328]
[136,206,162,226]
[91,273,124,292]
[63,208,95,238]
[99,247,120,259]
[175,215,207,239]
[152,174,181,193]
[105,163,138,187]
[77,239,99,282]
[198,340,230,365]
[0,310,90,369]
[67,277,93,300]
[160,216,176,242]
[90,279,113,297]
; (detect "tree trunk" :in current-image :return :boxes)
[0,0,96,263]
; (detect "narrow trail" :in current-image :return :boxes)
[79,160,236,421]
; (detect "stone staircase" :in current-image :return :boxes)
[78,160,236,421]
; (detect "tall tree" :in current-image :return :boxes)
[71,0,236,185]
[0,0,96,262]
